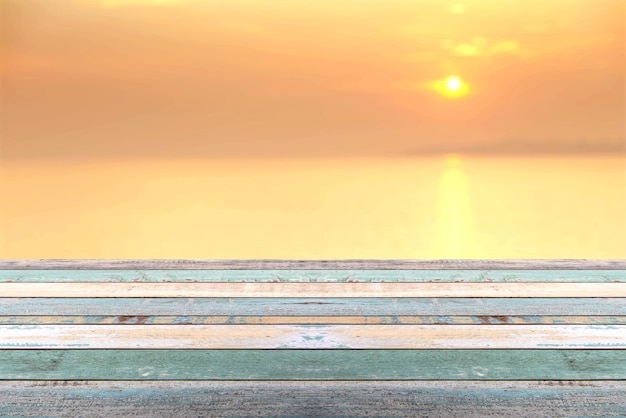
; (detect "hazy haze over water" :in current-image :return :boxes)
[1,155,624,259]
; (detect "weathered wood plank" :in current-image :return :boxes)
[3,315,625,325]
[2,350,625,380]
[2,258,623,417]
[2,325,625,349]
[3,298,625,316]
[2,381,626,417]
[2,259,624,270]
[3,282,626,297]
[1,269,624,282]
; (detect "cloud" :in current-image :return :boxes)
[400,137,625,155]
[98,0,179,8]
[442,37,525,57]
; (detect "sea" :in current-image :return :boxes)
[1,155,624,259]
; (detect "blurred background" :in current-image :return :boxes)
[1,0,624,259]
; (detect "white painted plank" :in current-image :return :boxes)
[3,269,624,282]
[2,282,626,297]
[1,325,625,349]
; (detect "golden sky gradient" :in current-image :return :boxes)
[1,0,624,159]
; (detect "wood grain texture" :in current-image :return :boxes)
[3,282,626,297]
[2,381,626,417]
[2,350,625,380]
[2,269,624,282]
[3,298,625,316]
[3,325,624,349]
[2,259,625,270]
[3,315,625,325]
[2,260,624,416]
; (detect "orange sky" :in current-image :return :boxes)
[1,0,624,159]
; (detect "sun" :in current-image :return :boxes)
[446,76,462,91]
[429,75,470,98]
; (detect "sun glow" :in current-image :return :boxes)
[446,76,462,91]
[429,75,470,98]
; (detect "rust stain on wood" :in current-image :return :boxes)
[477,316,511,324]
[116,316,150,324]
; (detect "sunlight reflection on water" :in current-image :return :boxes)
[439,154,473,257]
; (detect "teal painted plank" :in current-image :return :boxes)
[1,269,624,282]
[2,315,626,325]
[2,381,626,417]
[2,298,625,316]
[1,350,625,380]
